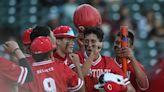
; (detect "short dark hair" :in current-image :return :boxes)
[30,25,51,41]
[84,27,104,42]
[127,30,134,46]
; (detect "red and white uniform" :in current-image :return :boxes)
[53,52,75,69]
[0,57,28,92]
[114,58,148,92]
[146,59,164,92]
[19,60,83,92]
[76,52,129,92]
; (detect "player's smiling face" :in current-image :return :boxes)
[64,38,75,53]
[84,33,99,56]
[57,38,75,54]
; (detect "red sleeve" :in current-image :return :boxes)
[67,59,75,69]
[0,57,28,85]
[63,64,83,91]
[105,57,130,85]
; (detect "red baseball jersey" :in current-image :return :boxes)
[146,59,164,92]
[53,52,75,69]
[19,60,83,92]
[76,52,129,92]
[0,57,28,92]
[114,58,148,92]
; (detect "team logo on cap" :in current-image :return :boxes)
[107,84,112,90]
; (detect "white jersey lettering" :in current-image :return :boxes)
[88,69,111,78]
[37,67,54,74]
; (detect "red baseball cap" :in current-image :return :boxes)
[53,25,76,38]
[104,81,127,92]
[22,28,33,45]
[30,36,53,54]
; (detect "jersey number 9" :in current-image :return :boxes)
[43,77,56,92]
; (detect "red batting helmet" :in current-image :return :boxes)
[53,25,76,38]
[22,28,33,45]
[94,73,127,92]
[73,4,102,32]
[30,36,53,54]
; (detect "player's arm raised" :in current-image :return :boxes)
[69,53,85,92]
[4,40,33,83]
[81,42,102,76]
[122,47,149,90]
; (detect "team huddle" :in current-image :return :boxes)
[0,4,149,92]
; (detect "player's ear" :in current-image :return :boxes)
[97,42,103,50]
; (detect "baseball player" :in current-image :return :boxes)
[52,26,76,65]
[76,27,135,92]
[113,30,149,92]
[0,40,33,92]
[52,25,78,67]
[21,26,56,64]
[23,25,56,63]
[52,25,85,92]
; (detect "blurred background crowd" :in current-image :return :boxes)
[0,0,163,91]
